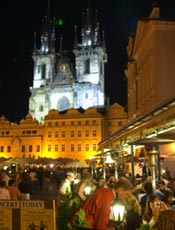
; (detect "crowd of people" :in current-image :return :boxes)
[0,164,175,229]
[57,167,175,230]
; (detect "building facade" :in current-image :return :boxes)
[0,105,127,162]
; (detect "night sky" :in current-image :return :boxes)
[0,0,175,122]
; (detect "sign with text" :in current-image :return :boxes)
[0,200,56,230]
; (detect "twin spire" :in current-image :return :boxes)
[33,1,106,54]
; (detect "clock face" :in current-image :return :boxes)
[60,63,68,73]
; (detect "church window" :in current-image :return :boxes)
[100,62,102,75]
[78,144,81,151]
[62,144,65,152]
[36,145,40,152]
[85,144,89,151]
[71,144,74,152]
[93,130,96,137]
[39,105,44,112]
[0,146,4,152]
[41,64,46,79]
[48,132,51,138]
[29,145,32,152]
[85,59,90,74]
[7,146,11,152]
[85,93,88,99]
[48,144,51,152]
[38,66,40,73]
[55,144,58,152]
[21,145,25,152]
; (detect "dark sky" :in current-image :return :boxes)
[0,0,175,122]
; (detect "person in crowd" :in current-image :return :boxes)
[72,172,92,203]
[57,171,75,207]
[72,178,133,230]
[156,179,171,199]
[29,169,38,193]
[140,181,153,210]
[125,193,142,230]
[1,170,10,187]
[142,193,167,228]
[106,175,116,188]
[161,190,175,209]
[7,179,21,200]
[18,174,32,200]
[151,209,175,230]
[0,180,10,199]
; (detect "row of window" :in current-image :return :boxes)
[47,130,97,138]
[47,120,97,127]
[0,144,97,153]
[48,143,97,152]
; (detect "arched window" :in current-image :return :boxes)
[41,64,46,79]
[85,59,90,74]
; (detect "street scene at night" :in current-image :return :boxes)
[1,0,175,229]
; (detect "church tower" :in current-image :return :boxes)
[73,8,107,109]
[29,3,107,123]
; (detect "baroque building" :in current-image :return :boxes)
[29,7,107,123]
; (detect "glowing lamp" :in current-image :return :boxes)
[111,200,125,229]
[105,153,114,164]
[84,185,92,196]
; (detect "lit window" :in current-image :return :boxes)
[0,146,4,152]
[48,132,51,138]
[55,144,58,152]
[78,130,81,137]
[93,120,96,125]
[93,130,97,137]
[71,144,74,152]
[71,131,74,138]
[48,144,51,152]
[78,144,81,151]
[62,131,65,138]
[85,130,89,137]
[29,145,32,152]
[85,144,89,151]
[93,144,97,151]
[62,144,65,152]
[21,145,25,152]
[55,131,59,138]
[85,120,89,125]
[36,145,40,152]
[118,121,123,126]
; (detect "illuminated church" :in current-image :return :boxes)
[29,7,107,123]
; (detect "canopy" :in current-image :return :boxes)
[64,160,89,168]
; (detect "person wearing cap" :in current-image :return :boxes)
[57,171,75,207]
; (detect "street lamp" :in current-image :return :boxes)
[111,200,125,230]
